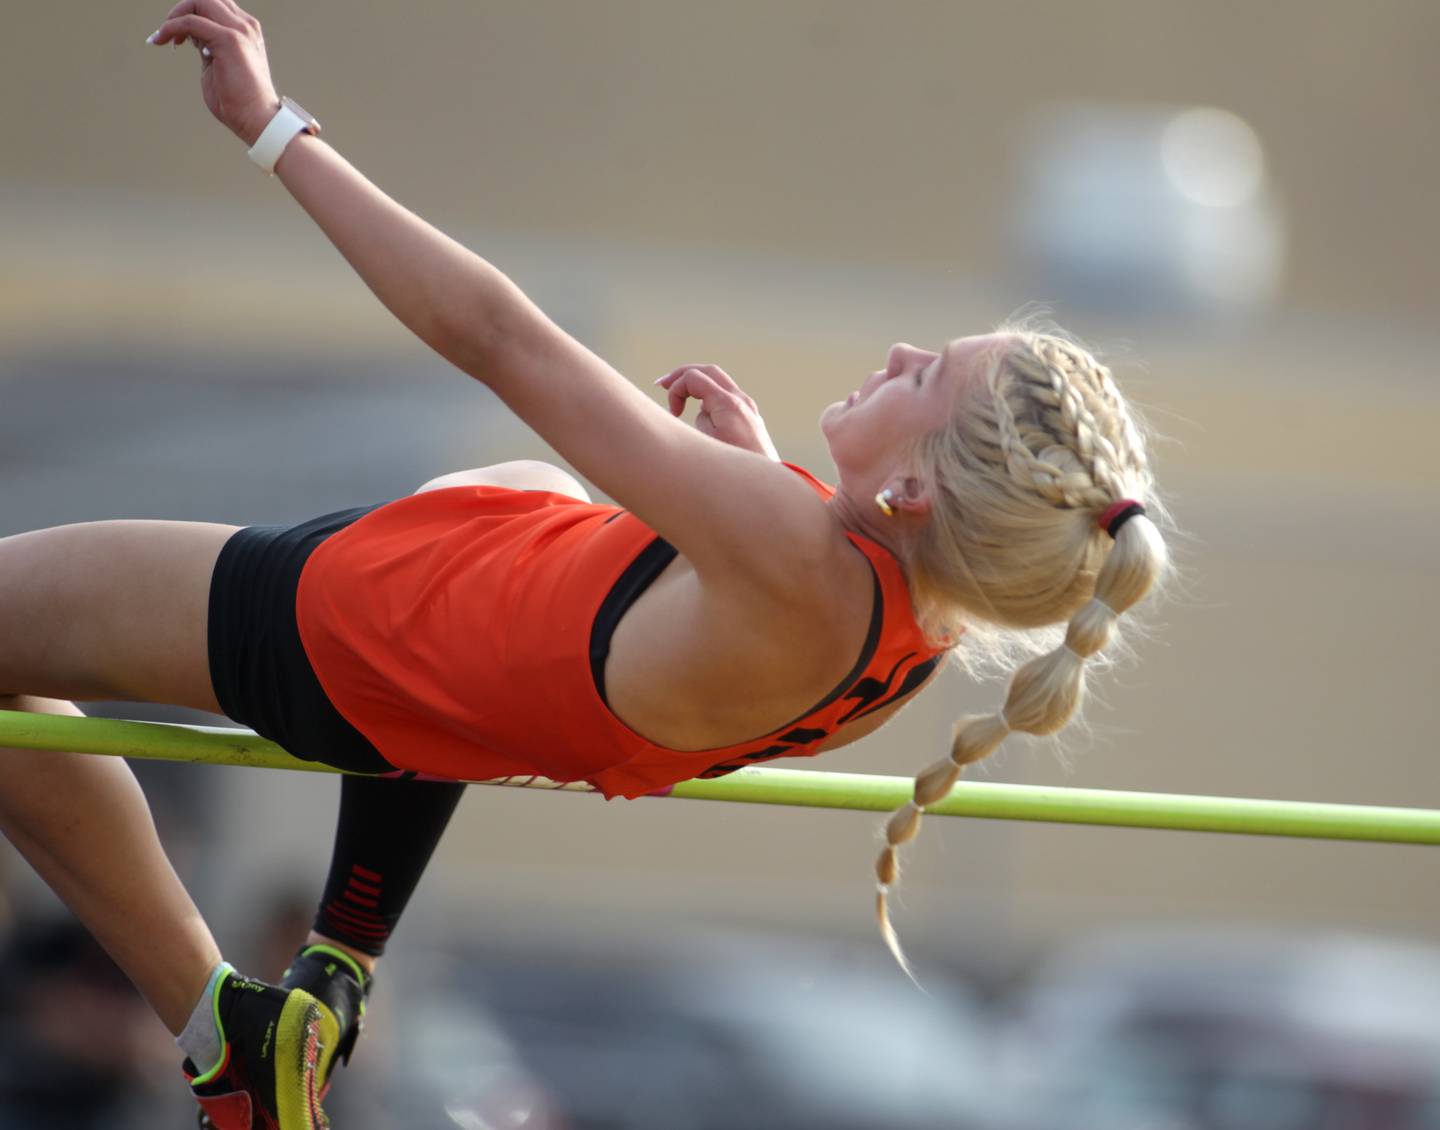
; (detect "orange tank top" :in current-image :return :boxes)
[294,463,948,799]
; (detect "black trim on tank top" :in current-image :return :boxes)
[590,537,681,704]
[702,566,884,749]
[589,538,887,734]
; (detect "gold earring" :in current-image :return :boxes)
[875,489,896,518]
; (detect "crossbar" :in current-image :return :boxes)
[0,710,1435,846]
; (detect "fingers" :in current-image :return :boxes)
[215,0,264,35]
[163,0,251,34]
[666,369,718,416]
[692,364,742,397]
[655,364,758,407]
[151,0,258,50]
[667,369,745,418]
[657,363,736,391]
[655,367,694,408]
[149,12,230,48]
[685,364,755,408]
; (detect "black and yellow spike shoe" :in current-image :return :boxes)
[280,944,373,1101]
[183,970,328,1129]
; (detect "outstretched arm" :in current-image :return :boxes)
[148,1,835,597]
[148,0,529,377]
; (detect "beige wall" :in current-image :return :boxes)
[3,1,1438,966]
[6,1,1438,319]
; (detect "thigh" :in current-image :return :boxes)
[0,519,238,712]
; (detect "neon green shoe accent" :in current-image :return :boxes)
[299,944,368,987]
[274,989,326,1130]
[310,996,343,1101]
[189,966,236,1087]
[291,946,369,1095]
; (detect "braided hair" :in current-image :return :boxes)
[875,329,1169,978]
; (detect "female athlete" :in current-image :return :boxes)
[0,2,1168,1125]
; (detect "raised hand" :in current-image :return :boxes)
[146,0,281,146]
[655,364,781,461]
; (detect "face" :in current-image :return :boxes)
[821,334,1002,489]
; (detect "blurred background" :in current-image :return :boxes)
[3,1,1438,1126]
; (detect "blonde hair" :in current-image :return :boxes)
[875,326,1170,978]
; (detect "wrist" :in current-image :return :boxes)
[239,100,281,148]
[273,129,318,176]
[245,97,322,176]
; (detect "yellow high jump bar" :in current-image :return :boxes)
[0,710,1436,846]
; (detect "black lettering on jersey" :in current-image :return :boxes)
[699,735,812,779]
[697,656,940,781]
[699,762,750,778]
[706,728,828,774]
[836,652,943,724]
[836,651,933,725]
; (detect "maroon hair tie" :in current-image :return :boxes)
[1097,499,1145,539]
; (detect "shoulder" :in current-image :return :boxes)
[694,462,872,608]
[688,509,883,695]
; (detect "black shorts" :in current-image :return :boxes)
[206,504,398,774]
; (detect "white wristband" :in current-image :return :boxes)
[246,100,316,175]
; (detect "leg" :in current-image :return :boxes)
[279,474,479,1086]
[0,519,237,1025]
[0,519,237,710]
[415,460,591,502]
[299,469,519,966]
[1,516,357,1124]
[308,775,466,968]
[0,694,220,1033]
[273,774,465,1099]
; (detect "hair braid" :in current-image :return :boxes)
[990,344,1115,512]
[874,325,1169,978]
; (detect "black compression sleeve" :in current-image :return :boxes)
[312,774,466,957]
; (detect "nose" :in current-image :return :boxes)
[885,343,937,379]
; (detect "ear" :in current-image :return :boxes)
[883,474,933,520]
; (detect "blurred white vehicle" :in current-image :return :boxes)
[996,927,1440,1130]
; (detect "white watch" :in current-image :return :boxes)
[246,96,321,175]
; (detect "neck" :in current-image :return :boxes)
[828,486,912,562]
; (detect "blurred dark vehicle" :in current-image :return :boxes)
[996,928,1440,1130]
[353,931,1010,1129]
